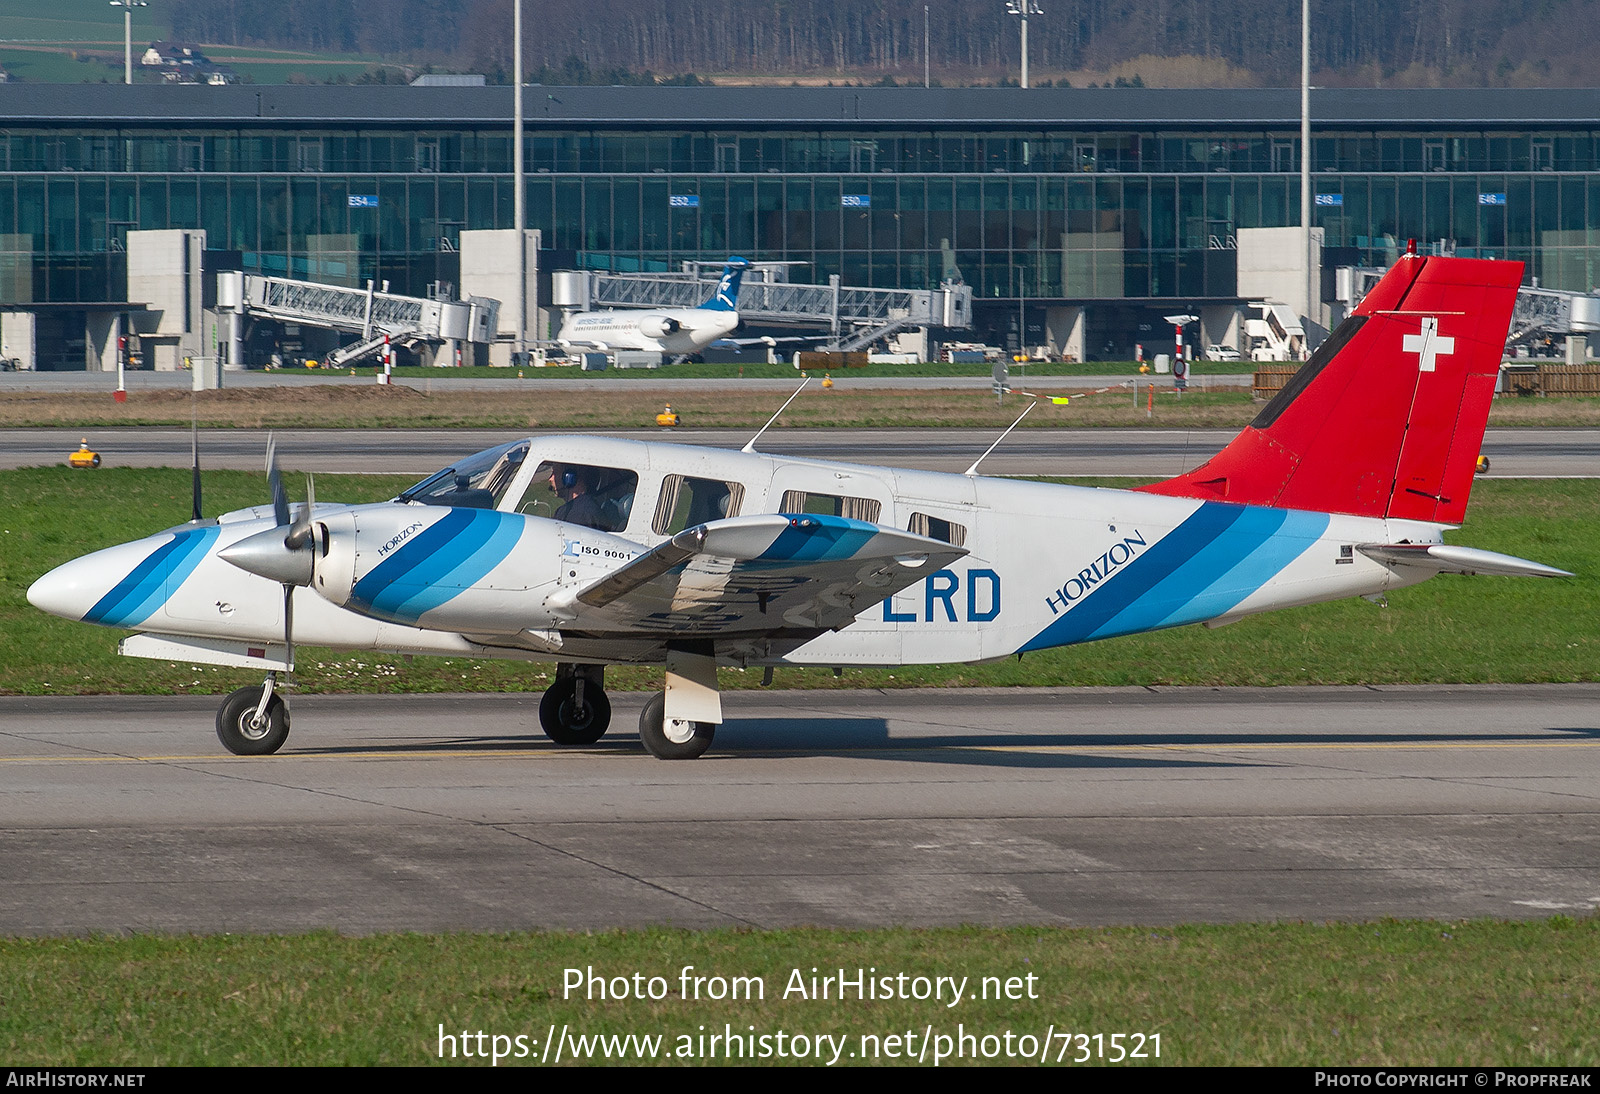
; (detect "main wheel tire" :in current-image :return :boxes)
[216,686,290,755]
[539,678,612,745]
[637,693,715,760]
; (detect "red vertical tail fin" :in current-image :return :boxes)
[1137,253,1522,523]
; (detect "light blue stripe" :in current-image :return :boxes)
[351,509,526,624]
[389,513,525,621]
[1020,503,1242,652]
[85,526,218,627]
[1021,503,1331,652]
[1090,507,1297,639]
[1151,509,1329,629]
[765,514,881,562]
[352,508,478,616]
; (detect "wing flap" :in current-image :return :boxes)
[559,513,967,636]
[1357,543,1571,578]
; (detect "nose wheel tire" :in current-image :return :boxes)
[539,678,612,745]
[638,693,715,760]
[216,686,290,755]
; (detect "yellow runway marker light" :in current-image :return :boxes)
[67,438,101,468]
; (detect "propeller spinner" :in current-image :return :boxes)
[219,441,318,587]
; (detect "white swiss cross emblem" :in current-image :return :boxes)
[1402,317,1455,373]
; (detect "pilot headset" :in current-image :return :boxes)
[558,468,579,489]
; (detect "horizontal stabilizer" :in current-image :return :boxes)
[1357,543,1571,578]
[558,513,966,637]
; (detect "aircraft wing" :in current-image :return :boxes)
[711,335,829,348]
[552,513,967,637]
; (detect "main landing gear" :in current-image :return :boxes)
[216,673,290,755]
[538,663,611,744]
[638,642,720,760]
[539,651,722,760]
[637,693,715,760]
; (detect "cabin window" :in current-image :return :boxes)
[653,475,745,534]
[909,512,967,546]
[779,490,881,523]
[524,460,639,532]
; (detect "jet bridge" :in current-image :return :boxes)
[216,272,499,367]
[1336,266,1600,349]
[553,263,973,352]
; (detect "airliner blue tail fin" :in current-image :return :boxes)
[701,257,750,312]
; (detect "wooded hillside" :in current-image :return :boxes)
[166,0,1600,87]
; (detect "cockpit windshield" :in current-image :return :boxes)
[396,439,530,510]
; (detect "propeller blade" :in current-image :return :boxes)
[266,435,290,528]
[191,445,202,523]
[190,405,202,522]
[285,474,316,550]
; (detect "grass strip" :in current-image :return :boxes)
[1,921,1596,1065]
[0,385,1255,430]
[6,380,1600,430]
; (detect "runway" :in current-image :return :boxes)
[5,426,1599,477]
[3,685,1598,934]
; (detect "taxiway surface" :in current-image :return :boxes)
[4,686,1597,934]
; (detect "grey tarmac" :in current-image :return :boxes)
[3,685,1598,934]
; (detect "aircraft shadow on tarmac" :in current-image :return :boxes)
[285,719,1600,770]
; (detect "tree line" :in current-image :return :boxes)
[166,0,1600,86]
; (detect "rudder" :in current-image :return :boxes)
[700,257,750,312]
[1136,250,1521,523]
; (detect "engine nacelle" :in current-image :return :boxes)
[310,504,644,634]
[636,315,682,338]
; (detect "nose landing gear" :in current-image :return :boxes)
[216,674,290,755]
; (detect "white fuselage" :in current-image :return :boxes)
[30,435,1441,673]
[557,307,740,354]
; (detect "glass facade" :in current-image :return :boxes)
[4,108,1599,308]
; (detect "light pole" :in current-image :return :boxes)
[1016,264,1026,373]
[1005,1,1042,89]
[513,0,525,363]
[1301,0,1313,332]
[109,0,148,86]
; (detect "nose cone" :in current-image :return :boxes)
[29,525,219,627]
[28,552,115,622]
[219,526,314,586]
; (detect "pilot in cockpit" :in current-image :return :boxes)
[546,464,608,530]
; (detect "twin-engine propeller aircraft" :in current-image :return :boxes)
[29,249,1569,759]
[556,256,750,356]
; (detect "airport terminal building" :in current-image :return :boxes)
[2,83,1599,366]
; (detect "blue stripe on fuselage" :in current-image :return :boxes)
[763,515,879,562]
[350,508,523,623]
[1144,508,1329,631]
[1020,503,1329,651]
[83,525,219,627]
